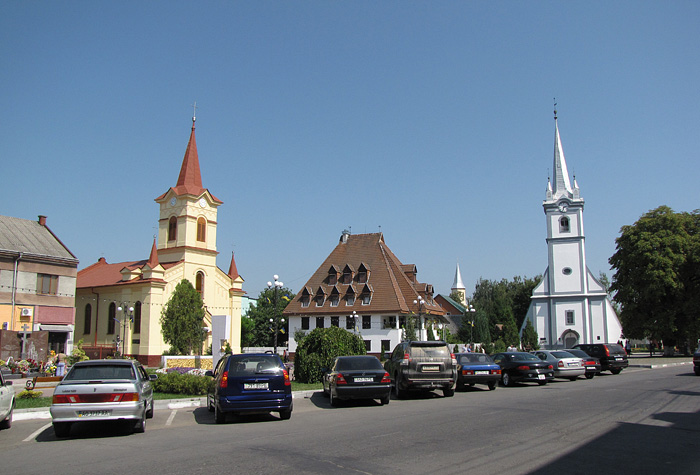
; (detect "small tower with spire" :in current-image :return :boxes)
[451,263,466,304]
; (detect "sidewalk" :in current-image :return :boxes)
[627,353,693,369]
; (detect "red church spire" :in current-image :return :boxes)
[228,251,239,280]
[146,237,159,268]
[173,117,205,196]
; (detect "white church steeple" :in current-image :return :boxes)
[451,263,466,303]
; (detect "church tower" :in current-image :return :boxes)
[451,263,466,304]
[522,107,623,349]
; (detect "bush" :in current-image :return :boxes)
[493,339,507,354]
[295,327,366,383]
[152,371,213,395]
[18,390,43,399]
[67,339,89,365]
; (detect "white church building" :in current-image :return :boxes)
[521,110,623,349]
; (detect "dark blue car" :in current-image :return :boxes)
[206,353,292,423]
[454,353,501,390]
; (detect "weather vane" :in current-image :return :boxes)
[192,101,198,122]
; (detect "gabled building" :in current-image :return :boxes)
[0,214,79,356]
[284,231,445,356]
[520,110,623,349]
[75,117,245,366]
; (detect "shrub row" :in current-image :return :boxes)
[295,327,366,383]
[152,371,213,395]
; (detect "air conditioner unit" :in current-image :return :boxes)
[20,308,33,317]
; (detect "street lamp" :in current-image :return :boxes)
[348,310,358,333]
[267,275,285,355]
[116,304,134,357]
[414,296,425,340]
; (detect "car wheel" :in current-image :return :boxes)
[146,399,154,419]
[394,373,405,399]
[380,393,390,405]
[0,404,13,429]
[207,396,214,412]
[215,403,226,424]
[53,422,71,438]
[502,372,512,387]
[694,367,700,376]
[585,373,594,379]
[443,387,455,397]
[610,368,622,375]
[538,380,547,386]
[279,408,292,420]
[488,382,497,391]
[133,410,146,433]
[569,377,578,381]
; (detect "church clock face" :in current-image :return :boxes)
[558,202,568,212]
[170,197,177,206]
[199,198,207,208]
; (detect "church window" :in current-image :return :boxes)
[133,301,142,334]
[197,217,206,242]
[84,304,92,334]
[107,302,116,334]
[566,310,575,325]
[196,272,204,296]
[168,216,178,241]
[560,216,570,233]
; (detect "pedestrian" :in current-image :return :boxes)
[56,352,66,376]
[466,344,473,353]
[625,340,631,356]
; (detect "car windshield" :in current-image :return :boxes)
[410,344,449,358]
[511,353,540,362]
[335,357,383,371]
[459,354,494,364]
[227,355,281,376]
[65,364,136,380]
[551,351,576,358]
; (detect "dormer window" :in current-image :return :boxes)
[345,286,356,306]
[300,288,311,308]
[360,284,372,305]
[315,287,326,307]
[357,263,370,283]
[560,216,570,233]
[329,287,340,307]
[342,265,354,284]
[327,266,339,285]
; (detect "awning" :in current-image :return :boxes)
[37,324,74,333]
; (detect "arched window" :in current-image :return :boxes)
[196,272,204,296]
[107,302,116,334]
[168,216,178,241]
[133,301,142,334]
[197,217,206,242]
[84,304,92,334]
[560,216,570,233]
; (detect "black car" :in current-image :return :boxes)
[206,353,292,423]
[322,355,391,406]
[492,352,555,387]
[573,343,629,374]
[384,341,457,398]
[693,349,700,376]
[565,348,602,379]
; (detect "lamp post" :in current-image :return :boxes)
[267,275,285,355]
[116,304,134,357]
[414,296,425,340]
[348,310,358,333]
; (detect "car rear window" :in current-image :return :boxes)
[607,344,626,355]
[65,364,136,380]
[551,351,576,358]
[335,357,383,371]
[409,344,449,358]
[511,353,540,362]
[459,354,494,364]
[226,355,281,376]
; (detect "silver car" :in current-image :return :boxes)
[0,372,14,430]
[531,350,585,381]
[50,359,157,437]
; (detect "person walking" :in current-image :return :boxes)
[56,352,66,377]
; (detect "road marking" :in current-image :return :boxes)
[24,422,52,442]
[166,409,177,426]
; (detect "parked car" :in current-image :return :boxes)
[384,341,457,398]
[322,355,391,406]
[693,349,700,376]
[492,352,555,387]
[454,353,501,390]
[0,372,14,430]
[50,359,157,437]
[206,353,292,423]
[565,348,602,379]
[573,343,629,374]
[531,350,585,381]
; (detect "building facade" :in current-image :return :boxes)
[0,215,79,357]
[75,118,245,366]
[283,231,445,357]
[521,111,623,349]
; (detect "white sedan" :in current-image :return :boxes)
[0,371,14,429]
[531,350,586,381]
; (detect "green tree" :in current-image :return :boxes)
[402,315,418,341]
[448,290,464,304]
[160,279,206,355]
[521,319,540,351]
[244,286,295,347]
[609,206,700,353]
[294,327,366,383]
[240,316,255,348]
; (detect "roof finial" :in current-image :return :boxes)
[192,101,198,124]
[553,98,557,120]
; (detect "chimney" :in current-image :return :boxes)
[340,229,351,243]
[38,215,47,226]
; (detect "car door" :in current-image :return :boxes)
[137,365,153,401]
[0,373,10,418]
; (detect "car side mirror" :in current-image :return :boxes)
[149,374,158,381]
[205,370,214,377]
[4,381,12,386]
[321,367,328,374]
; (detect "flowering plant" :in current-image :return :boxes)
[43,362,57,375]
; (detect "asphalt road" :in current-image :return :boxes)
[2,364,699,475]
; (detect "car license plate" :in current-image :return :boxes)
[354,377,373,382]
[243,383,268,390]
[570,362,580,367]
[615,357,622,361]
[537,374,545,380]
[475,371,489,375]
[77,410,111,417]
[422,365,439,372]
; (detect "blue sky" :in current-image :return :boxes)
[2,2,699,299]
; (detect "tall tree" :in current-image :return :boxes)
[470,275,541,337]
[160,279,206,355]
[244,286,295,347]
[609,206,700,352]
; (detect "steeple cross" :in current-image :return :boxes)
[192,101,198,122]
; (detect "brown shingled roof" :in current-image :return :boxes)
[283,233,444,317]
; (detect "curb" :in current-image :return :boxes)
[628,361,692,369]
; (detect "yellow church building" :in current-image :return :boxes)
[75,117,244,366]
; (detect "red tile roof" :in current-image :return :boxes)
[283,233,444,317]
[77,256,178,288]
